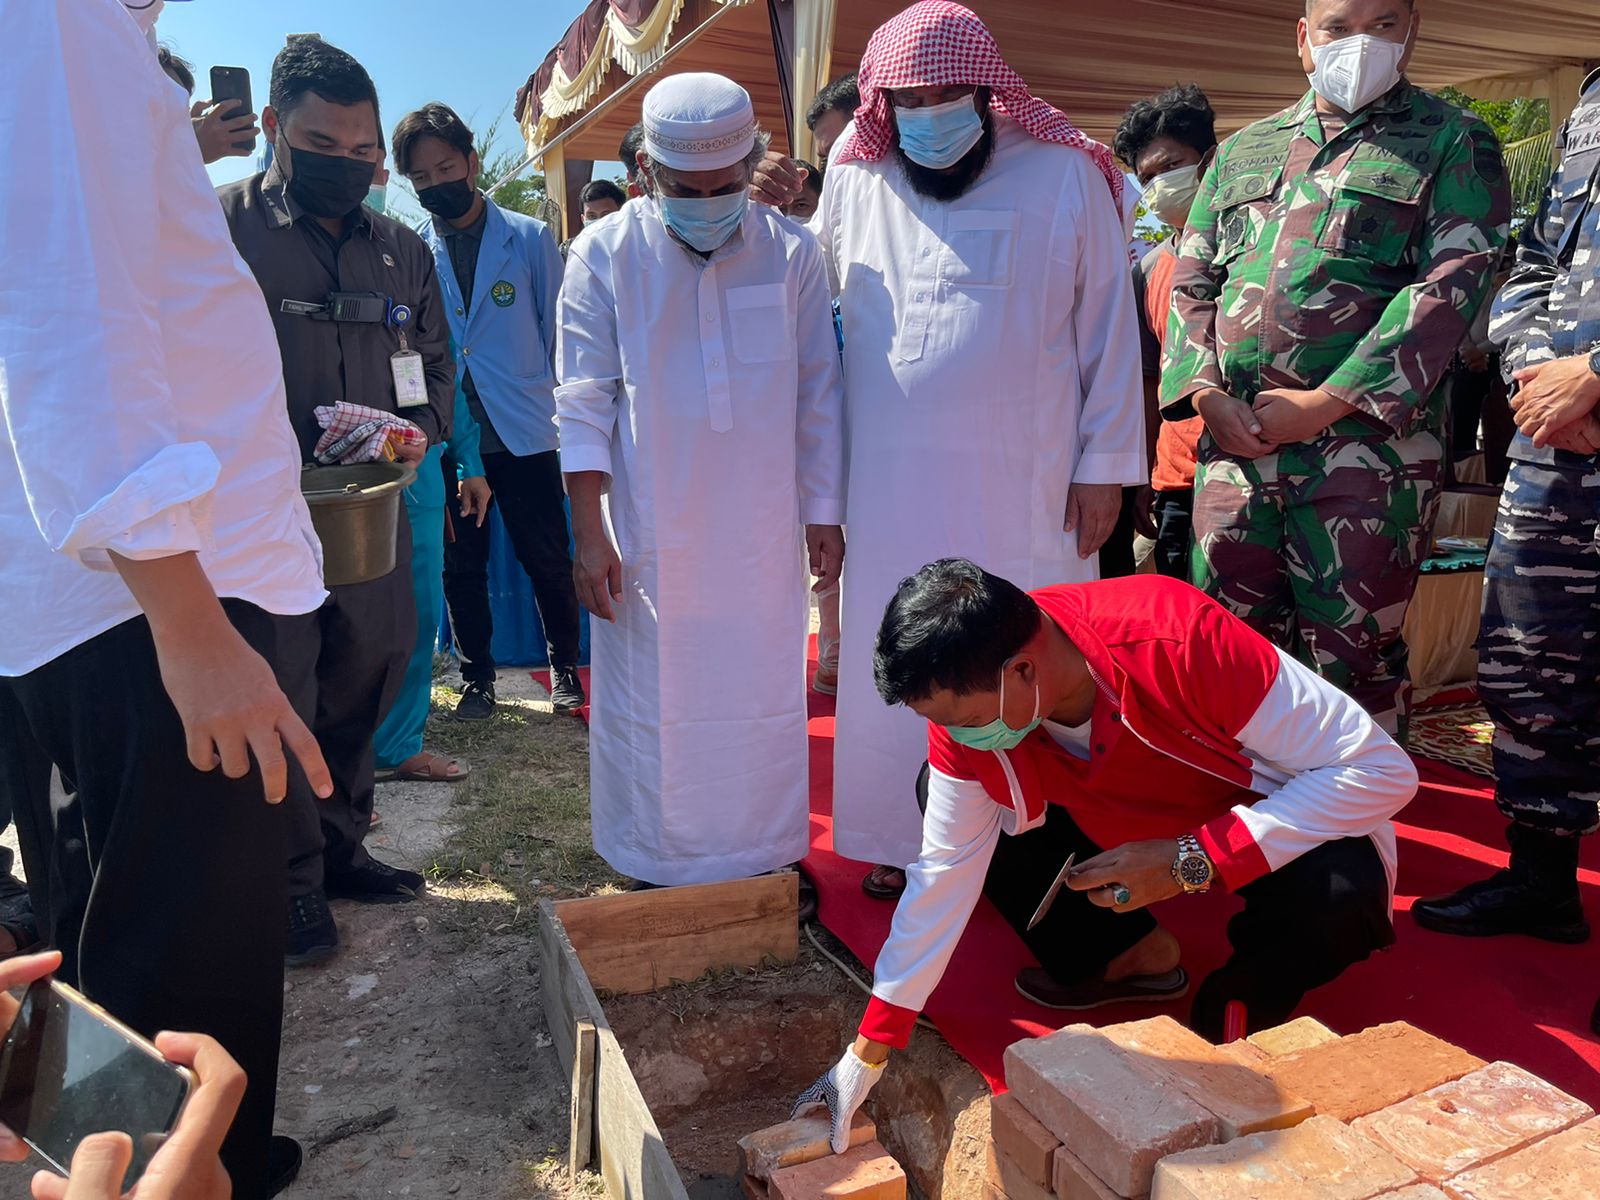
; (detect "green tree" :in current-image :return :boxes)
[1437,88,1550,146]
[474,116,551,221]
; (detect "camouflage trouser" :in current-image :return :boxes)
[1478,458,1600,836]
[1192,429,1443,739]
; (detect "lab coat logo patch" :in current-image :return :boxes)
[491,281,516,308]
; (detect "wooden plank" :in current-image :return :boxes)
[553,873,799,996]
[537,897,588,1079]
[569,1021,597,1177]
[539,896,690,1200]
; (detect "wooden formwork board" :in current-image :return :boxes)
[539,874,801,1200]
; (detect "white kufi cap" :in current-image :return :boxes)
[642,72,757,171]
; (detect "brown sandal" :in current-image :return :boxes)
[378,751,470,783]
[861,864,907,901]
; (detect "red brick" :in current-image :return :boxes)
[1004,1024,1218,1198]
[1353,1061,1593,1183]
[981,1187,1007,1200]
[986,1143,1052,1200]
[1052,1143,1121,1200]
[1219,1039,1272,1069]
[989,1093,1059,1186]
[1443,1114,1600,1200]
[767,1140,906,1200]
[1377,1189,1450,1199]
[1153,1114,1418,1200]
[743,1177,770,1200]
[738,1111,876,1180]
[1101,1015,1314,1138]
[1262,1023,1487,1122]
[1247,1017,1340,1058]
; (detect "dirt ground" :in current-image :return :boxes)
[273,667,619,1200]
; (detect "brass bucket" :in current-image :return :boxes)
[300,461,417,587]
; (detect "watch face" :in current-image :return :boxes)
[1179,856,1212,888]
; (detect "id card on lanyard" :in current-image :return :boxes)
[389,303,428,409]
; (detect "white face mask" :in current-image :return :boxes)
[1142,164,1203,229]
[1307,32,1408,115]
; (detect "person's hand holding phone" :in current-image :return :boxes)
[188,101,259,166]
[0,952,65,1165]
[30,1032,242,1200]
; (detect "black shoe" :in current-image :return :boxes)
[267,1135,303,1197]
[326,857,425,905]
[454,680,496,721]
[550,666,586,712]
[1413,824,1589,943]
[286,891,339,968]
[1015,966,1189,1010]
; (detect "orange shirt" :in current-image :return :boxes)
[1141,245,1204,492]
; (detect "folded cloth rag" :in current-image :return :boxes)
[313,402,427,465]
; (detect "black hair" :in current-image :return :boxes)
[580,179,627,207]
[269,35,380,132]
[619,123,646,183]
[792,160,823,196]
[1308,0,1413,10]
[157,46,195,96]
[806,73,860,131]
[1112,83,1217,171]
[874,559,1042,706]
[392,102,474,176]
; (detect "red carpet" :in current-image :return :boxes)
[801,651,1600,1104]
[529,667,591,724]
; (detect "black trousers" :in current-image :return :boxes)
[1153,489,1195,581]
[0,605,304,1199]
[917,765,1394,1041]
[444,448,581,678]
[282,545,414,897]
[1097,485,1144,580]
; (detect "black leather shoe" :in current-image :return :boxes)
[1413,824,1589,943]
[550,666,586,712]
[326,857,425,905]
[267,1135,303,1197]
[454,680,496,721]
[286,891,339,968]
[1015,966,1188,1010]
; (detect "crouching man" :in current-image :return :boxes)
[794,559,1416,1147]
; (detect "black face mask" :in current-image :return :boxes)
[282,140,376,219]
[417,179,477,221]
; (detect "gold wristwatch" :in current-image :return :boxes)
[1172,834,1214,894]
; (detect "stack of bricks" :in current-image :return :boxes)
[989,1014,1599,1199]
[735,1111,907,1200]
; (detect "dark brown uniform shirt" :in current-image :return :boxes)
[218,163,454,460]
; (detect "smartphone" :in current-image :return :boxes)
[208,65,255,155]
[0,980,194,1191]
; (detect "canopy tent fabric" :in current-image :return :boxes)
[518,0,1599,174]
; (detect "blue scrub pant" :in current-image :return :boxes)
[375,448,446,770]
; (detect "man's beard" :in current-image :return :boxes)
[895,118,995,202]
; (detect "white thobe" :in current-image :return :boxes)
[0,0,324,677]
[557,200,845,886]
[817,116,1146,867]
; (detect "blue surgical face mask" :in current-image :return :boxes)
[658,190,749,252]
[894,94,985,170]
[363,184,388,216]
[947,665,1042,752]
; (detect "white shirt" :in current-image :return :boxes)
[0,0,325,676]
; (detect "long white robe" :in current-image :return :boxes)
[556,200,844,886]
[816,116,1146,867]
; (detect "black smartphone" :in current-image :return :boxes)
[208,65,255,155]
[0,979,194,1191]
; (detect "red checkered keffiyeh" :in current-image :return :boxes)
[312,402,427,465]
[839,0,1124,211]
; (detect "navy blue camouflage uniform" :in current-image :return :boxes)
[1484,68,1600,837]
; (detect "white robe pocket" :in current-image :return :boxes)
[942,210,1017,290]
[725,283,793,364]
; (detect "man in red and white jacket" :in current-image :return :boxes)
[794,559,1416,1150]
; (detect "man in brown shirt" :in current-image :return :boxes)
[219,37,453,968]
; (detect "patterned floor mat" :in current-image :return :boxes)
[1410,702,1495,778]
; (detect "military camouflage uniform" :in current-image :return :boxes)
[1162,82,1511,737]
[1482,69,1600,837]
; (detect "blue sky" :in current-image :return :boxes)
[157,0,609,207]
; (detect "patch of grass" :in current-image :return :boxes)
[421,677,624,943]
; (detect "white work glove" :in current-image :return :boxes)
[791,1045,885,1153]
